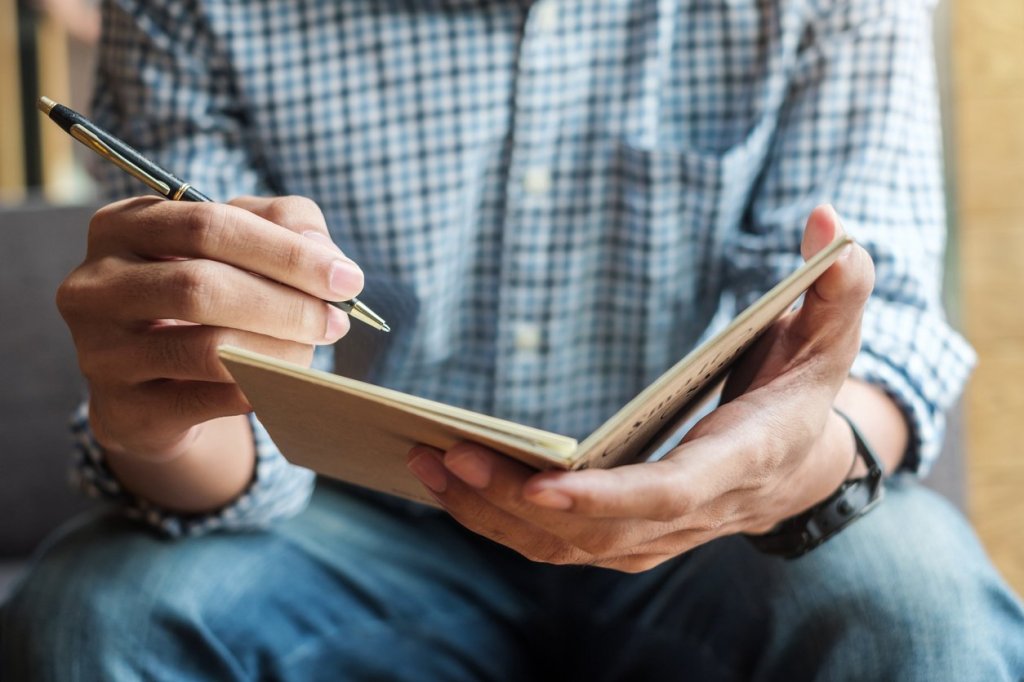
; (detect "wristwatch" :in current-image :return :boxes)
[746,408,885,559]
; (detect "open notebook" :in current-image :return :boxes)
[220,236,852,505]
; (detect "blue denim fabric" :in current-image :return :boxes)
[3,477,1022,681]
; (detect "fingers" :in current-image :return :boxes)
[439,443,610,535]
[78,325,314,384]
[227,196,355,285]
[65,195,355,461]
[522,434,739,521]
[65,257,349,345]
[418,440,725,528]
[407,443,726,570]
[227,195,337,247]
[88,196,363,303]
[407,447,593,566]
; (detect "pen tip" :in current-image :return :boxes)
[37,96,57,115]
[346,299,391,333]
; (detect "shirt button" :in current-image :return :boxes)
[513,323,542,352]
[523,166,552,195]
[534,3,559,33]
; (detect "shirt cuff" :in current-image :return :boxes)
[70,401,316,538]
[850,299,977,476]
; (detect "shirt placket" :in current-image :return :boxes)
[493,0,574,427]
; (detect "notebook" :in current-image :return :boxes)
[219,236,852,505]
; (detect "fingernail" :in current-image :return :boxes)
[303,230,343,253]
[526,488,573,510]
[329,260,363,299]
[408,451,448,493]
[323,305,349,342]
[444,450,491,489]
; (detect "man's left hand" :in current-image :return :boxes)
[407,205,876,573]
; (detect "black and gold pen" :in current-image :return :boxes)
[37,96,390,333]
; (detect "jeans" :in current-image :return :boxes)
[3,476,1023,681]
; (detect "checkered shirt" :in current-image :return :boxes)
[73,0,975,536]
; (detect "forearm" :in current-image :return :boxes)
[104,414,256,514]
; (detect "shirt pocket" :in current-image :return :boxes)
[609,116,775,372]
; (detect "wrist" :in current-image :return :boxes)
[748,407,886,559]
[103,414,256,514]
[804,407,862,506]
[88,399,200,464]
[833,378,908,474]
[834,407,870,480]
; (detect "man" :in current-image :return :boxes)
[3,0,1023,679]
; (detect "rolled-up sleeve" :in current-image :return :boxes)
[71,0,317,537]
[724,0,975,474]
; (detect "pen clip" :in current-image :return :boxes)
[69,123,172,197]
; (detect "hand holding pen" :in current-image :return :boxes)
[38,97,380,475]
[38,96,388,333]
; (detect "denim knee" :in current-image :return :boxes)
[1,493,536,682]
[1,511,266,681]
[762,477,1024,680]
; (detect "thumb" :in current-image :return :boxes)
[791,205,875,347]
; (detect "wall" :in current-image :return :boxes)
[952,0,1024,594]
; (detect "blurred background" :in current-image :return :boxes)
[0,0,1021,596]
[1,0,97,205]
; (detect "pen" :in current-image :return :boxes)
[36,96,390,333]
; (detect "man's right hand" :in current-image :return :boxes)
[57,195,363,466]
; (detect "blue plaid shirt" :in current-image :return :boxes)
[75,0,975,536]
